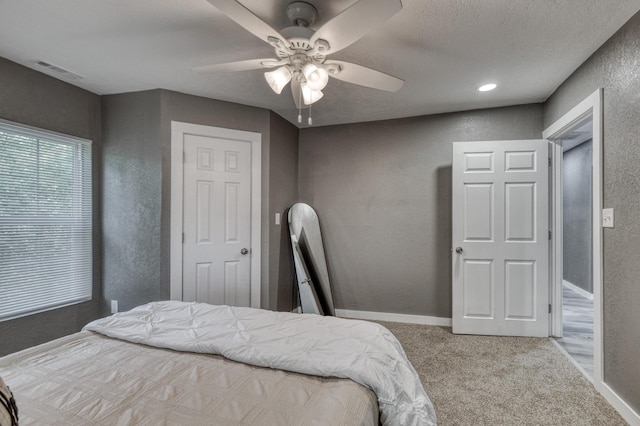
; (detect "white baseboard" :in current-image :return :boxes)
[596,380,640,426]
[563,279,594,300]
[551,339,640,425]
[335,309,452,327]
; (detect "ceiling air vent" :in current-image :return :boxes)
[34,60,83,80]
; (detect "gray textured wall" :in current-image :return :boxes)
[101,91,163,313]
[298,105,543,318]
[544,11,640,414]
[563,141,593,293]
[101,90,298,314]
[0,57,101,355]
[267,112,299,311]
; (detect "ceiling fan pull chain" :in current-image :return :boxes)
[308,102,313,126]
[298,79,303,123]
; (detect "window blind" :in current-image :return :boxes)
[0,119,92,321]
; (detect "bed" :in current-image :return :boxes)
[0,301,436,425]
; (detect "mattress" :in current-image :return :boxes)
[0,331,378,425]
[82,301,436,425]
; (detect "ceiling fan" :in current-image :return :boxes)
[194,0,404,112]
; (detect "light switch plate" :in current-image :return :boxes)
[275,213,281,225]
[602,208,614,228]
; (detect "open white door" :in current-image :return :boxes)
[452,140,549,337]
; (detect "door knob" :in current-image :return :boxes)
[240,248,249,255]
[455,247,463,254]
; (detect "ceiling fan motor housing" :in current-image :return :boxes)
[279,25,315,52]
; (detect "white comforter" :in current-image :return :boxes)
[83,301,437,426]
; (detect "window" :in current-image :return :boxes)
[0,119,92,321]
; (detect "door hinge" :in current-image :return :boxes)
[548,157,552,167]
[548,304,552,314]
[548,230,552,240]
[182,232,185,243]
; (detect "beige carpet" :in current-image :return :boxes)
[378,322,627,426]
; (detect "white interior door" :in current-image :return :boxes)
[182,133,252,306]
[452,140,549,337]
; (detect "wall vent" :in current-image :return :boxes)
[34,60,83,80]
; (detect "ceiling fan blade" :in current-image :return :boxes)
[206,0,288,47]
[310,0,402,54]
[193,58,281,73]
[325,61,404,92]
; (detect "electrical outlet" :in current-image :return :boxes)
[111,300,118,314]
[602,208,614,228]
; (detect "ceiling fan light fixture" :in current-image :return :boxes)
[264,66,292,94]
[302,63,329,91]
[301,82,323,105]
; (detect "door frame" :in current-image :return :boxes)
[542,88,603,383]
[169,121,262,308]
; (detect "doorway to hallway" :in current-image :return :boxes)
[556,126,594,379]
[543,89,602,384]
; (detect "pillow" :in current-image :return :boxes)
[0,375,18,426]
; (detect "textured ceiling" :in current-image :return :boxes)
[0,0,639,127]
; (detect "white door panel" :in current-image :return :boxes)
[452,140,549,337]
[462,259,493,318]
[183,134,252,307]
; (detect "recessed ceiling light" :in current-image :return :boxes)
[478,83,497,92]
